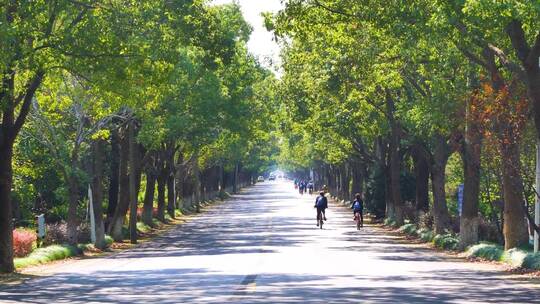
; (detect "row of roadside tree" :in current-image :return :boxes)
[269,1,540,251]
[1,1,278,273]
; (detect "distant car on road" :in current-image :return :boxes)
[269,175,276,181]
[257,176,264,182]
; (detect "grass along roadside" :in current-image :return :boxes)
[387,220,540,272]
[466,243,540,270]
[385,219,459,250]
[13,235,115,270]
[14,244,90,269]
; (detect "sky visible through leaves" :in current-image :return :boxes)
[211,0,283,73]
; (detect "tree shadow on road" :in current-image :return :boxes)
[3,268,536,304]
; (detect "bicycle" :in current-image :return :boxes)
[354,211,363,230]
[317,209,325,229]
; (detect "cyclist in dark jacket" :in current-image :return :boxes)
[350,193,364,227]
[314,191,328,226]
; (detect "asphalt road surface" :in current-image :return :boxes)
[1,181,539,303]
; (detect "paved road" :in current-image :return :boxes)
[1,182,539,303]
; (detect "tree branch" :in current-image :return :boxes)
[505,19,530,64]
[312,0,357,18]
[402,72,428,98]
[486,43,526,81]
[528,32,540,68]
[13,71,45,137]
[455,44,490,70]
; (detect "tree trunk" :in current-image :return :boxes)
[0,66,43,272]
[528,69,540,141]
[431,136,452,234]
[134,144,144,197]
[0,144,15,273]
[66,141,83,245]
[501,142,529,249]
[385,93,403,225]
[385,163,395,220]
[218,164,224,193]
[412,147,429,214]
[350,161,364,198]
[193,155,202,213]
[66,173,80,245]
[335,167,342,199]
[91,140,106,249]
[232,163,239,194]
[506,23,540,146]
[389,131,403,225]
[167,173,175,218]
[156,173,166,222]
[174,152,184,208]
[460,97,482,249]
[107,129,120,225]
[340,165,349,200]
[128,122,138,244]
[142,170,156,226]
[109,131,130,241]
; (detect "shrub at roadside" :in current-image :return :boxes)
[433,233,459,250]
[77,223,92,244]
[522,252,540,270]
[398,224,417,236]
[466,243,504,261]
[137,222,152,234]
[466,244,540,270]
[104,235,114,247]
[43,222,68,245]
[418,228,434,242]
[502,248,529,268]
[152,218,162,228]
[14,244,83,269]
[43,222,91,245]
[384,218,397,227]
[13,229,37,257]
[218,191,231,200]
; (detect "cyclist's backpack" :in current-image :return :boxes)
[316,196,326,208]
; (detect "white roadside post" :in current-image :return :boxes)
[36,214,46,247]
[88,184,96,244]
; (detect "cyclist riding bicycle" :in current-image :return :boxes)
[307,181,314,194]
[299,180,306,195]
[350,193,364,228]
[314,191,328,226]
